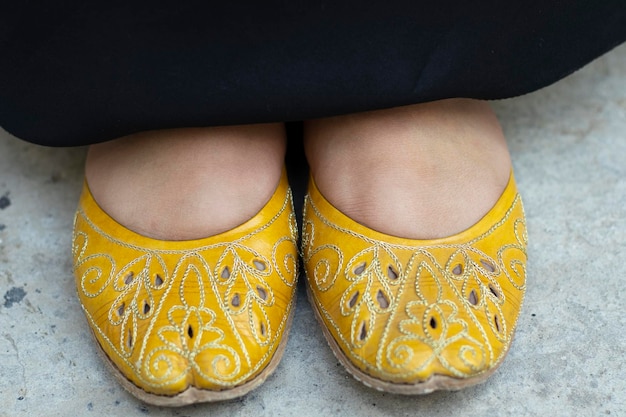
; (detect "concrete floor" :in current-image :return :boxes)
[1,43,625,417]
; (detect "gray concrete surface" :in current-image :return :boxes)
[1,43,625,417]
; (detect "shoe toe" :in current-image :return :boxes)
[73,171,298,404]
[303,172,527,392]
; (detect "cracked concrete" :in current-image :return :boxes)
[0,43,625,416]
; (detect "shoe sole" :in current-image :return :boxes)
[89,295,296,407]
[306,287,507,394]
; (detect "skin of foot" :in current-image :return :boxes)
[85,123,286,241]
[303,98,512,240]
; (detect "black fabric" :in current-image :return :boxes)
[1,1,625,146]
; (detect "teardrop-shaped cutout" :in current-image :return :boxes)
[354,262,366,275]
[253,260,266,271]
[124,272,134,285]
[348,291,360,308]
[221,266,230,279]
[260,321,266,336]
[376,289,390,309]
[127,329,133,348]
[468,289,479,306]
[494,315,501,332]
[481,259,496,272]
[187,325,194,338]
[231,293,241,307]
[154,274,164,287]
[117,303,125,317]
[489,284,500,299]
[387,265,398,280]
[358,321,367,341]
[256,285,268,301]
[452,264,463,275]
[429,317,438,329]
[143,301,151,314]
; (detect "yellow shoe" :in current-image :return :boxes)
[72,170,298,406]
[302,172,527,393]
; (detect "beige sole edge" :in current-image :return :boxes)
[92,296,296,407]
[306,288,508,395]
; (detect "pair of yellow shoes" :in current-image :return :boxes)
[72,169,527,406]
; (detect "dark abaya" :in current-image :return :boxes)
[1,1,624,146]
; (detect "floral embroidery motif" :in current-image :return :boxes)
[145,254,241,386]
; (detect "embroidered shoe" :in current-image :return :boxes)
[72,170,298,406]
[302,172,527,393]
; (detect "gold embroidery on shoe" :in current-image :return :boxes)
[73,187,298,394]
[145,253,241,386]
[303,185,527,383]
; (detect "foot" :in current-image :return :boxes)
[85,124,286,240]
[304,99,512,240]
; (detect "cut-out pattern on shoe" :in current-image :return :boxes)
[72,174,298,397]
[302,173,527,386]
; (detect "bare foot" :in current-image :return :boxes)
[304,99,512,240]
[85,124,286,240]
